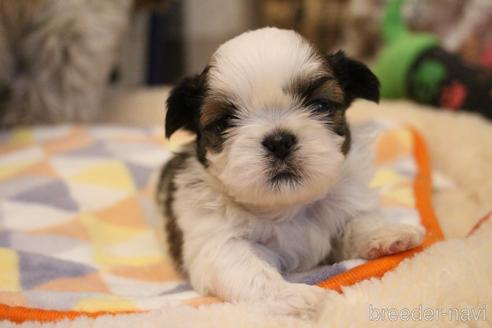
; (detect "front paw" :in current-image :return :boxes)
[358,224,424,260]
[266,283,327,319]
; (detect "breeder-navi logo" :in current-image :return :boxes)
[369,304,487,322]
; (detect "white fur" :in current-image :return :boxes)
[167,28,424,318]
[209,27,324,111]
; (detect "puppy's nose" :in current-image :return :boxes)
[262,131,297,159]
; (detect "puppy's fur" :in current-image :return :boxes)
[157,28,424,317]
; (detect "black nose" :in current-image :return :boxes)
[262,131,297,159]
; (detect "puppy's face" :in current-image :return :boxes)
[166,28,379,209]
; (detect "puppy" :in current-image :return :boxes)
[157,28,424,317]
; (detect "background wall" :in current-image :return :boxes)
[183,0,259,75]
[114,0,259,86]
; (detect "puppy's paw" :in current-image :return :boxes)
[359,224,424,260]
[267,283,327,319]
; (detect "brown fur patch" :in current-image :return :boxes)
[286,74,345,105]
[310,79,345,104]
[157,152,189,272]
[197,96,236,163]
[199,97,233,127]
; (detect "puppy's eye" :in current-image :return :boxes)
[211,114,234,133]
[309,99,335,114]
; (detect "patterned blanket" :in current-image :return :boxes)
[0,123,443,323]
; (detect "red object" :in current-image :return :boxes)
[440,80,467,110]
[480,41,492,67]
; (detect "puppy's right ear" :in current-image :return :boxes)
[326,51,380,105]
[165,73,206,138]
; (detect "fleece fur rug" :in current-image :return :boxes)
[6,98,492,327]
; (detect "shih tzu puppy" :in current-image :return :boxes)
[157,27,424,317]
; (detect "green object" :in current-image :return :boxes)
[410,60,446,102]
[373,0,438,98]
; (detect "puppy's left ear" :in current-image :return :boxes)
[165,72,207,138]
[327,51,380,105]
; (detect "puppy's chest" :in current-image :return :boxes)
[247,209,339,272]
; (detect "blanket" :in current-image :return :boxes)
[0,122,443,323]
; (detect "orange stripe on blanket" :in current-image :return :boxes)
[0,303,137,324]
[318,128,444,292]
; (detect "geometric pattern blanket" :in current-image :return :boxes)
[0,123,443,323]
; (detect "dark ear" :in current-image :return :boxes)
[165,73,206,138]
[327,51,380,105]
